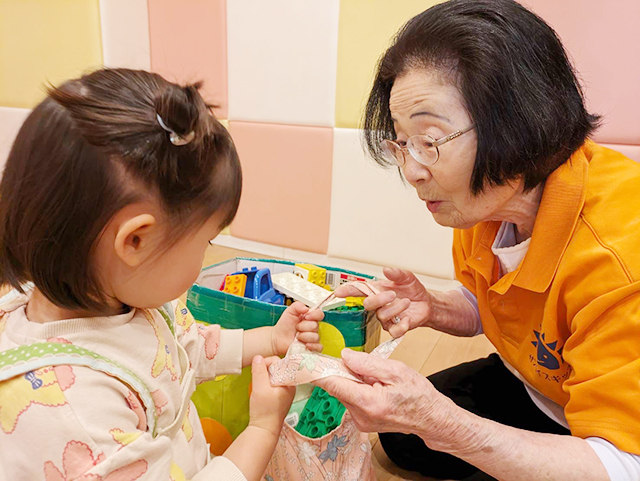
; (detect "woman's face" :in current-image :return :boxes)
[389,68,520,229]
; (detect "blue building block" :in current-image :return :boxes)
[230,267,284,305]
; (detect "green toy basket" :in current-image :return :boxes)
[186,257,381,454]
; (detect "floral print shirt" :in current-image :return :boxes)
[0,294,246,481]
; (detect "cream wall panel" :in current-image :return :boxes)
[99,0,151,70]
[0,107,30,172]
[328,128,454,279]
[227,0,339,127]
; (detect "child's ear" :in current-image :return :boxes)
[113,214,158,267]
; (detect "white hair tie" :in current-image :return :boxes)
[156,113,195,146]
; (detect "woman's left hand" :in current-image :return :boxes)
[272,301,323,356]
[314,349,456,447]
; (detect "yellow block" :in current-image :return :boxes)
[335,0,445,128]
[294,263,326,287]
[0,0,103,109]
[346,296,364,307]
[222,274,247,297]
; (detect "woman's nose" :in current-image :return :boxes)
[401,154,431,187]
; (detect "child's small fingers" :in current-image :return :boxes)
[305,343,324,353]
[262,356,282,369]
[288,301,309,315]
[297,331,320,344]
[303,309,324,322]
[297,320,320,332]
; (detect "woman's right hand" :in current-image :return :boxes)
[248,355,294,437]
[335,267,434,338]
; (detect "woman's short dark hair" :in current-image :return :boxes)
[0,68,242,310]
[364,0,600,194]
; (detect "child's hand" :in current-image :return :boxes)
[272,301,323,357]
[248,355,294,437]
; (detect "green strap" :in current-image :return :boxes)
[158,303,176,336]
[0,342,159,436]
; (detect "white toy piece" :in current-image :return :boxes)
[272,272,346,310]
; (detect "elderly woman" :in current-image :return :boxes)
[318,1,640,480]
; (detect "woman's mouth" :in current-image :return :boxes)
[426,201,442,213]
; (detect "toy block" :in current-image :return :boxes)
[346,296,364,307]
[295,386,346,438]
[334,305,364,312]
[338,273,368,285]
[284,398,308,428]
[230,267,284,305]
[324,270,340,290]
[222,274,247,297]
[294,263,327,288]
[272,272,345,310]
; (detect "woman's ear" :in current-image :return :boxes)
[113,214,157,267]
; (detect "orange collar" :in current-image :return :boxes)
[465,143,590,293]
[512,146,589,292]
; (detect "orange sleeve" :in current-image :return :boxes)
[562,281,640,454]
[452,228,477,296]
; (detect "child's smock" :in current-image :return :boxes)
[0,293,247,481]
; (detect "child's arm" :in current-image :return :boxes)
[241,302,323,366]
[221,355,295,480]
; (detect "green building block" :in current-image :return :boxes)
[295,386,346,438]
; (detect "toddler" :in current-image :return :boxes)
[0,69,322,481]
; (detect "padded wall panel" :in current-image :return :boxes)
[0,107,30,172]
[227,0,339,127]
[229,122,333,254]
[334,0,443,129]
[0,0,103,109]
[328,128,454,279]
[100,0,151,69]
[525,0,640,144]
[600,144,640,164]
[148,0,228,118]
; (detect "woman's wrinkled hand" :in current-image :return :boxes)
[313,349,457,450]
[334,267,434,338]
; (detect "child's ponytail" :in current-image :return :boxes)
[0,68,241,310]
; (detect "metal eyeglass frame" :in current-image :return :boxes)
[381,124,475,166]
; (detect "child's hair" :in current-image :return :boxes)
[0,68,242,311]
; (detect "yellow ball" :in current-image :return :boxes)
[319,322,346,358]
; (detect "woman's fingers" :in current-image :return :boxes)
[387,316,411,338]
[362,290,397,311]
[382,266,415,284]
[376,297,411,323]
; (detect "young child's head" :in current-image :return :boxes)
[0,68,242,312]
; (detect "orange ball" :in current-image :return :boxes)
[200,417,233,455]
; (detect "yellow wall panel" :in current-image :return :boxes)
[0,0,103,109]
[335,0,444,129]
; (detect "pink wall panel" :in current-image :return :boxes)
[228,122,333,254]
[600,143,640,164]
[148,0,227,118]
[524,0,640,145]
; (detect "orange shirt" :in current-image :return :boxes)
[453,141,640,453]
